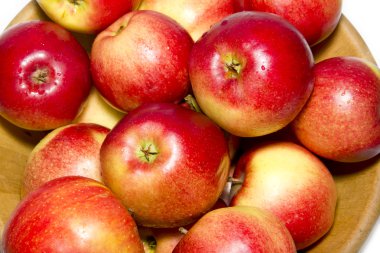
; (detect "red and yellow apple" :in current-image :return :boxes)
[2,176,145,252]
[91,10,194,112]
[173,206,296,253]
[242,0,342,46]
[292,56,380,162]
[100,102,230,228]
[138,0,242,41]
[230,141,337,249]
[138,227,185,253]
[189,11,314,137]
[138,199,227,253]
[22,123,110,197]
[0,20,91,131]
[36,0,141,34]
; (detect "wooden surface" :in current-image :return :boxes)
[0,1,379,252]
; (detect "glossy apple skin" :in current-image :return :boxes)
[189,11,314,137]
[138,198,227,253]
[231,141,337,250]
[0,21,91,131]
[173,206,296,253]
[242,0,342,46]
[2,176,144,253]
[292,57,380,162]
[138,0,242,41]
[100,102,230,228]
[91,10,194,112]
[36,0,141,34]
[22,123,110,197]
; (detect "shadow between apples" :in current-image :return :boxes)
[0,116,49,148]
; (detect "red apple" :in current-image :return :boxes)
[292,56,380,162]
[242,0,342,46]
[230,141,337,250]
[22,123,110,197]
[91,10,194,112]
[0,20,91,131]
[36,0,141,34]
[2,176,144,252]
[189,11,314,137]
[138,199,227,253]
[139,227,185,253]
[138,0,242,41]
[100,102,230,228]
[173,206,296,253]
[180,94,240,160]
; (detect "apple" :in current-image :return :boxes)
[100,102,230,228]
[138,0,242,41]
[139,227,185,253]
[292,56,380,162]
[189,11,314,137]
[36,0,141,34]
[91,10,194,112]
[230,141,337,250]
[0,20,91,131]
[2,176,144,252]
[241,0,342,46]
[73,87,126,129]
[138,198,227,253]
[22,123,110,197]
[173,206,296,253]
[180,94,240,160]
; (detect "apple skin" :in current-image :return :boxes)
[189,11,314,137]
[22,123,110,197]
[173,206,296,253]
[0,20,91,131]
[2,176,145,252]
[292,57,380,162]
[241,0,342,46]
[36,0,141,34]
[138,198,227,253]
[230,141,337,250]
[138,0,242,41]
[100,102,230,228]
[139,227,185,253]
[91,10,194,112]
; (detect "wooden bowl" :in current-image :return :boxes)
[0,1,379,252]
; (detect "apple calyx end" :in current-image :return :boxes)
[31,68,49,85]
[223,53,244,79]
[141,235,157,253]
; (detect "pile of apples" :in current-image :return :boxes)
[0,0,379,252]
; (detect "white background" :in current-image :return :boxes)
[0,0,379,252]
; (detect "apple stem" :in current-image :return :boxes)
[228,176,243,186]
[178,227,188,234]
[115,25,125,36]
[128,208,135,218]
[184,94,202,113]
